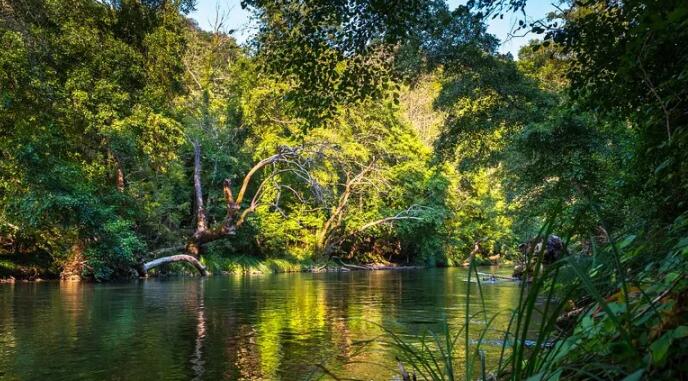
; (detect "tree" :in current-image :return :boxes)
[137,144,307,276]
[241,0,455,123]
[0,0,191,279]
[472,0,688,226]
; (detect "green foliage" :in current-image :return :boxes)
[84,219,145,281]
[552,0,688,226]
[0,0,189,278]
[393,4,499,79]
[2,0,688,380]
[242,0,418,122]
[506,104,633,236]
[202,252,311,274]
[0,0,514,278]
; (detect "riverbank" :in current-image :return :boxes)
[0,254,448,282]
[0,252,59,282]
[163,256,437,279]
[2,248,516,282]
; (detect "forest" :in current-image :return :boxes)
[0,0,687,380]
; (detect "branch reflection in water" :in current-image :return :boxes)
[191,280,206,380]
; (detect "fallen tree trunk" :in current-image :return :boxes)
[139,255,208,277]
[137,144,304,277]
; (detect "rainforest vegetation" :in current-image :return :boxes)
[1,0,687,379]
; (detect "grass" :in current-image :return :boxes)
[201,253,335,274]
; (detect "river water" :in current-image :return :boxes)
[0,268,521,380]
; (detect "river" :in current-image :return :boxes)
[0,268,521,380]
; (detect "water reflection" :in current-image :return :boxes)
[0,268,522,380]
[192,281,206,380]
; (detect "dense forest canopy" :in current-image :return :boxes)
[0,0,521,278]
[0,0,685,275]
[1,0,687,378]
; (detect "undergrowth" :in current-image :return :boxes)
[378,215,688,380]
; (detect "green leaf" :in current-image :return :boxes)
[621,369,644,381]
[672,326,688,339]
[618,235,636,249]
[650,331,673,365]
[654,159,672,174]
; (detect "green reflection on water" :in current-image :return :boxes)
[0,268,521,380]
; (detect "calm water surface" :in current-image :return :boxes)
[0,268,521,380]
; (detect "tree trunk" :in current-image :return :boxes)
[192,140,208,234]
[139,254,208,277]
[138,144,300,277]
[115,161,125,192]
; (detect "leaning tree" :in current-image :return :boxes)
[137,143,312,276]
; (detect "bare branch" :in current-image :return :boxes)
[355,215,423,232]
[235,146,300,205]
[316,160,379,252]
[321,205,430,256]
[352,205,429,236]
[223,178,239,221]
